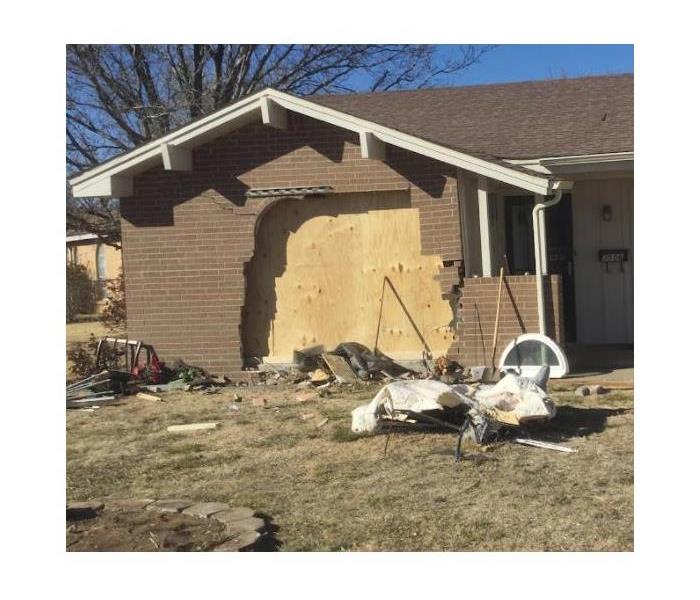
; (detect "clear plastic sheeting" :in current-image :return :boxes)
[351,380,463,433]
[350,368,555,434]
[470,372,556,425]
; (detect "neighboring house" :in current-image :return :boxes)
[69,74,633,377]
[66,233,122,312]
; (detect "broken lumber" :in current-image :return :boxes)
[514,438,577,453]
[66,396,118,408]
[310,368,330,384]
[167,422,220,433]
[66,371,111,391]
[321,353,359,383]
[136,392,162,402]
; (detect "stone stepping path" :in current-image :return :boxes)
[182,502,230,518]
[147,499,193,513]
[67,498,270,551]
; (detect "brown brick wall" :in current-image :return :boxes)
[120,112,563,376]
[121,113,463,375]
[447,274,564,366]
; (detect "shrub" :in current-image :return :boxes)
[66,263,97,322]
[66,334,100,380]
[101,269,126,333]
[67,333,124,381]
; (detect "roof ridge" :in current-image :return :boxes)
[318,72,634,99]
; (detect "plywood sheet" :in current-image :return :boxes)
[243,191,455,362]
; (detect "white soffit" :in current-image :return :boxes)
[506,152,634,175]
[69,88,553,198]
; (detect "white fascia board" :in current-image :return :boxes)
[69,87,553,198]
[506,152,634,175]
[68,90,269,188]
[540,151,633,166]
[66,233,99,243]
[73,174,133,198]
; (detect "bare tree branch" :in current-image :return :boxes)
[66,44,494,240]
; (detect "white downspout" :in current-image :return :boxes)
[532,188,563,335]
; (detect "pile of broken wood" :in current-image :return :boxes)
[258,352,363,388]
[66,341,480,410]
[66,355,240,409]
[252,342,477,390]
[66,370,132,408]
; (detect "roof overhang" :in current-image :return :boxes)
[66,233,99,243]
[506,152,633,176]
[69,88,557,199]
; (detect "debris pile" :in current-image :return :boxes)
[66,345,240,409]
[248,343,480,389]
[66,370,131,408]
[149,360,233,394]
[350,366,571,458]
[95,337,165,383]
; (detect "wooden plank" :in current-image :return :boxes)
[66,396,118,408]
[514,438,577,453]
[321,353,359,383]
[167,422,220,433]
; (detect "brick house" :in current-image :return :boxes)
[69,74,633,378]
[66,232,122,314]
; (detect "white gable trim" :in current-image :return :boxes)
[69,88,554,198]
[506,152,633,175]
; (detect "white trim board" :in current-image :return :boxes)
[69,88,556,198]
[66,233,99,243]
[506,152,633,175]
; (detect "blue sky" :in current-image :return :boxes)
[440,44,633,86]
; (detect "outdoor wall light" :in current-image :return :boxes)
[602,204,613,222]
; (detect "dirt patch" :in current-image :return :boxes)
[66,507,230,551]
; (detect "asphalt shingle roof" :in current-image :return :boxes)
[314,74,633,160]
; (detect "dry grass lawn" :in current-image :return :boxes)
[66,320,113,344]
[66,382,633,551]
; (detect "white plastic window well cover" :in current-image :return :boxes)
[498,333,569,379]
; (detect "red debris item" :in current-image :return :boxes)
[132,350,164,384]
[96,337,165,384]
